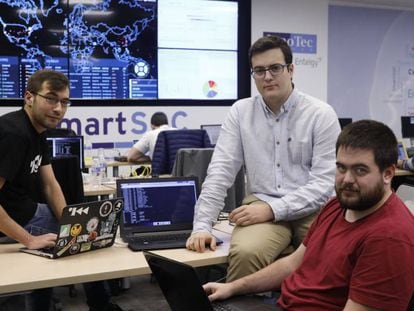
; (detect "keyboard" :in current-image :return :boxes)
[212,302,234,311]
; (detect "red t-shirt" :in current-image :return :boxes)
[278,193,414,311]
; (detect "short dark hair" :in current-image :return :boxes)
[248,35,293,68]
[151,112,168,127]
[336,120,398,172]
[27,69,69,93]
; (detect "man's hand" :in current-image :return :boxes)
[186,232,217,253]
[229,202,274,226]
[25,233,57,250]
[203,282,235,302]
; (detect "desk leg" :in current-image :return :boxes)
[113,166,119,177]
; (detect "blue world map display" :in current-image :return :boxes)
[0,0,157,99]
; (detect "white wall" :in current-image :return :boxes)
[251,0,329,101]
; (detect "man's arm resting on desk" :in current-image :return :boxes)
[126,147,151,163]
[186,231,218,253]
[204,244,306,301]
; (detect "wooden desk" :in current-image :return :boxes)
[395,169,414,177]
[83,183,116,197]
[0,229,230,295]
[85,159,151,177]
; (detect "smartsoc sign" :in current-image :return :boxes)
[57,106,229,148]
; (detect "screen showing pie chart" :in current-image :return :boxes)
[203,80,219,98]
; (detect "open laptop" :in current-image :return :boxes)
[20,198,124,259]
[144,251,278,311]
[116,177,222,251]
[398,140,409,161]
[201,124,221,146]
[46,135,85,169]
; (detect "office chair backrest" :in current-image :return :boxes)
[172,148,245,212]
[151,129,212,176]
[51,156,84,205]
[396,184,414,214]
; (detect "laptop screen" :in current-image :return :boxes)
[397,141,408,161]
[200,124,221,146]
[116,177,199,234]
[46,136,84,169]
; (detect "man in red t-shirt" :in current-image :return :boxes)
[204,120,414,311]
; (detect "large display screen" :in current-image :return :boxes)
[0,0,250,104]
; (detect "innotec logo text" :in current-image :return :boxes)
[264,32,317,54]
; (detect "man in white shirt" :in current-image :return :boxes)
[127,112,175,162]
[186,35,341,281]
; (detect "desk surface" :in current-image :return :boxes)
[0,228,230,295]
[83,183,116,197]
[395,169,414,177]
[85,159,150,168]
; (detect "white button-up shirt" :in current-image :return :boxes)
[193,89,341,232]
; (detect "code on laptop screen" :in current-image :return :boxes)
[46,136,84,169]
[119,179,197,227]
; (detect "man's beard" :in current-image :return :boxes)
[335,181,385,211]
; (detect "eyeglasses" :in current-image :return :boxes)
[251,63,290,79]
[32,92,71,107]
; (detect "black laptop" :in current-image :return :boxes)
[144,251,279,311]
[20,198,124,259]
[116,176,222,251]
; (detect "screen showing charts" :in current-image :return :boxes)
[0,0,241,102]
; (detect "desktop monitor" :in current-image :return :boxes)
[200,124,221,146]
[46,136,85,169]
[401,116,414,138]
[338,118,352,130]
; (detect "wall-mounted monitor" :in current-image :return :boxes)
[0,0,251,106]
[338,118,352,130]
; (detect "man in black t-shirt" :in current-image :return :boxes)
[0,70,123,311]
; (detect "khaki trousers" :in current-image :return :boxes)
[226,194,317,282]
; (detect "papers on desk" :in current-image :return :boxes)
[213,220,234,235]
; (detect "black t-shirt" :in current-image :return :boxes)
[0,109,51,232]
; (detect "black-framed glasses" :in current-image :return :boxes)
[251,63,290,79]
[32,92,71,107]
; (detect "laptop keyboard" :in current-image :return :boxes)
[127,233,190,251]
[130,232,190,243]
[212,302,234,311]
[40,246,55,254]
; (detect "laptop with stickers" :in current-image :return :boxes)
[20,198,124,259]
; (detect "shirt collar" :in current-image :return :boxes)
[258,88,299,118]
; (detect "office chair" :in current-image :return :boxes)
[396,184,414,214]
[172,148,245,212]
[50,156,84,205]
[151,129,212,176]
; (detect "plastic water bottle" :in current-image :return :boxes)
[84,138,93,163]
[97,148,107,184]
